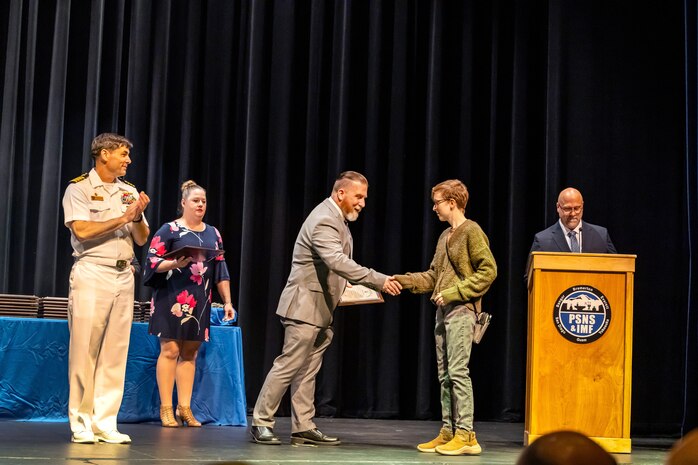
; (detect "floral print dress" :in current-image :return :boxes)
[144,221,230,342]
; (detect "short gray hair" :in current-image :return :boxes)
[332,171,368,193]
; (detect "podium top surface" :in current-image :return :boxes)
[527,252,637,275]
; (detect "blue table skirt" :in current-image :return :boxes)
[0,317,246,426]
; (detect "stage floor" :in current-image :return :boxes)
[0,418,672,464]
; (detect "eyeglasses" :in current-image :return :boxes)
[559,206,583,214]
[433,198,450,207]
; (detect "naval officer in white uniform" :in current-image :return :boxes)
[62,133,150,444]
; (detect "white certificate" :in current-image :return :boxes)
[338,284,384,306]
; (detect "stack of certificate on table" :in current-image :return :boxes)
[0,294,39,317]
[39,296,69,319]
[0,294,153,321]
[133,300,152,322]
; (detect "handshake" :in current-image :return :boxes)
[380,276,447,306]
[381,276,403,296]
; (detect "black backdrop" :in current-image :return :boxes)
[1,0,696,436]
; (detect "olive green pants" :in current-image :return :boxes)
[434,303,477,432]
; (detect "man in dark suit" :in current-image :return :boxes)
[529,187,616,254]
[250,171,402,446]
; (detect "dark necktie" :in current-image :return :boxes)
[343,220,353,257]
[568,230,580,253]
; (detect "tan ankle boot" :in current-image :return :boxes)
[435,428,482,455]
[160,405,179,427]
[417,427,453,452]
[177,405,202,427]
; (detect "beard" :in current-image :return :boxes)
[345,210,360,222]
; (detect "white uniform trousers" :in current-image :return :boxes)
[67,260,134,433]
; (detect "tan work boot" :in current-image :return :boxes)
[417,427,453,452]
[435,428,482,455]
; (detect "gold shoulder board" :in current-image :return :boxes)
[69,172,89,184]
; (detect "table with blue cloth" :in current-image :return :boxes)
[0,316,246,425]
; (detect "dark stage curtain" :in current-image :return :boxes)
[0,0,694,435]
[682,0,698,435]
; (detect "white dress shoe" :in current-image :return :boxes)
[70,431,95,444]
[94,430,131,444]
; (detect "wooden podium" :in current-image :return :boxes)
[525,252,636,453]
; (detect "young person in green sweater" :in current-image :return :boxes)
[394,179,497,456]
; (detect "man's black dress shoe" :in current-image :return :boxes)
[291,428,341,446]
[251,426,281,445]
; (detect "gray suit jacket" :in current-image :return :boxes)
[276,198,388,328]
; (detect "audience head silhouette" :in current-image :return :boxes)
[516,431,616,465]
[666,428,698,465]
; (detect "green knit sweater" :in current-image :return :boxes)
[395,219,497,308]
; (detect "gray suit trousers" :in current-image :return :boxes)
[252,318,334,433]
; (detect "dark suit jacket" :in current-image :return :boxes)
[525,221,617,282]
[529,221,617,254]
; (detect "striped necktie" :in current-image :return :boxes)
[568,230,580,253]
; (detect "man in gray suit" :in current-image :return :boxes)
[529,187,616,254]
[251,171,402,446]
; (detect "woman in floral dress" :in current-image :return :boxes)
[144,180,235,428]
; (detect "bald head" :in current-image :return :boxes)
[666,429,698,465]
[556,187,584,230]
[517,431,616,465]
[558,188,583,205]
